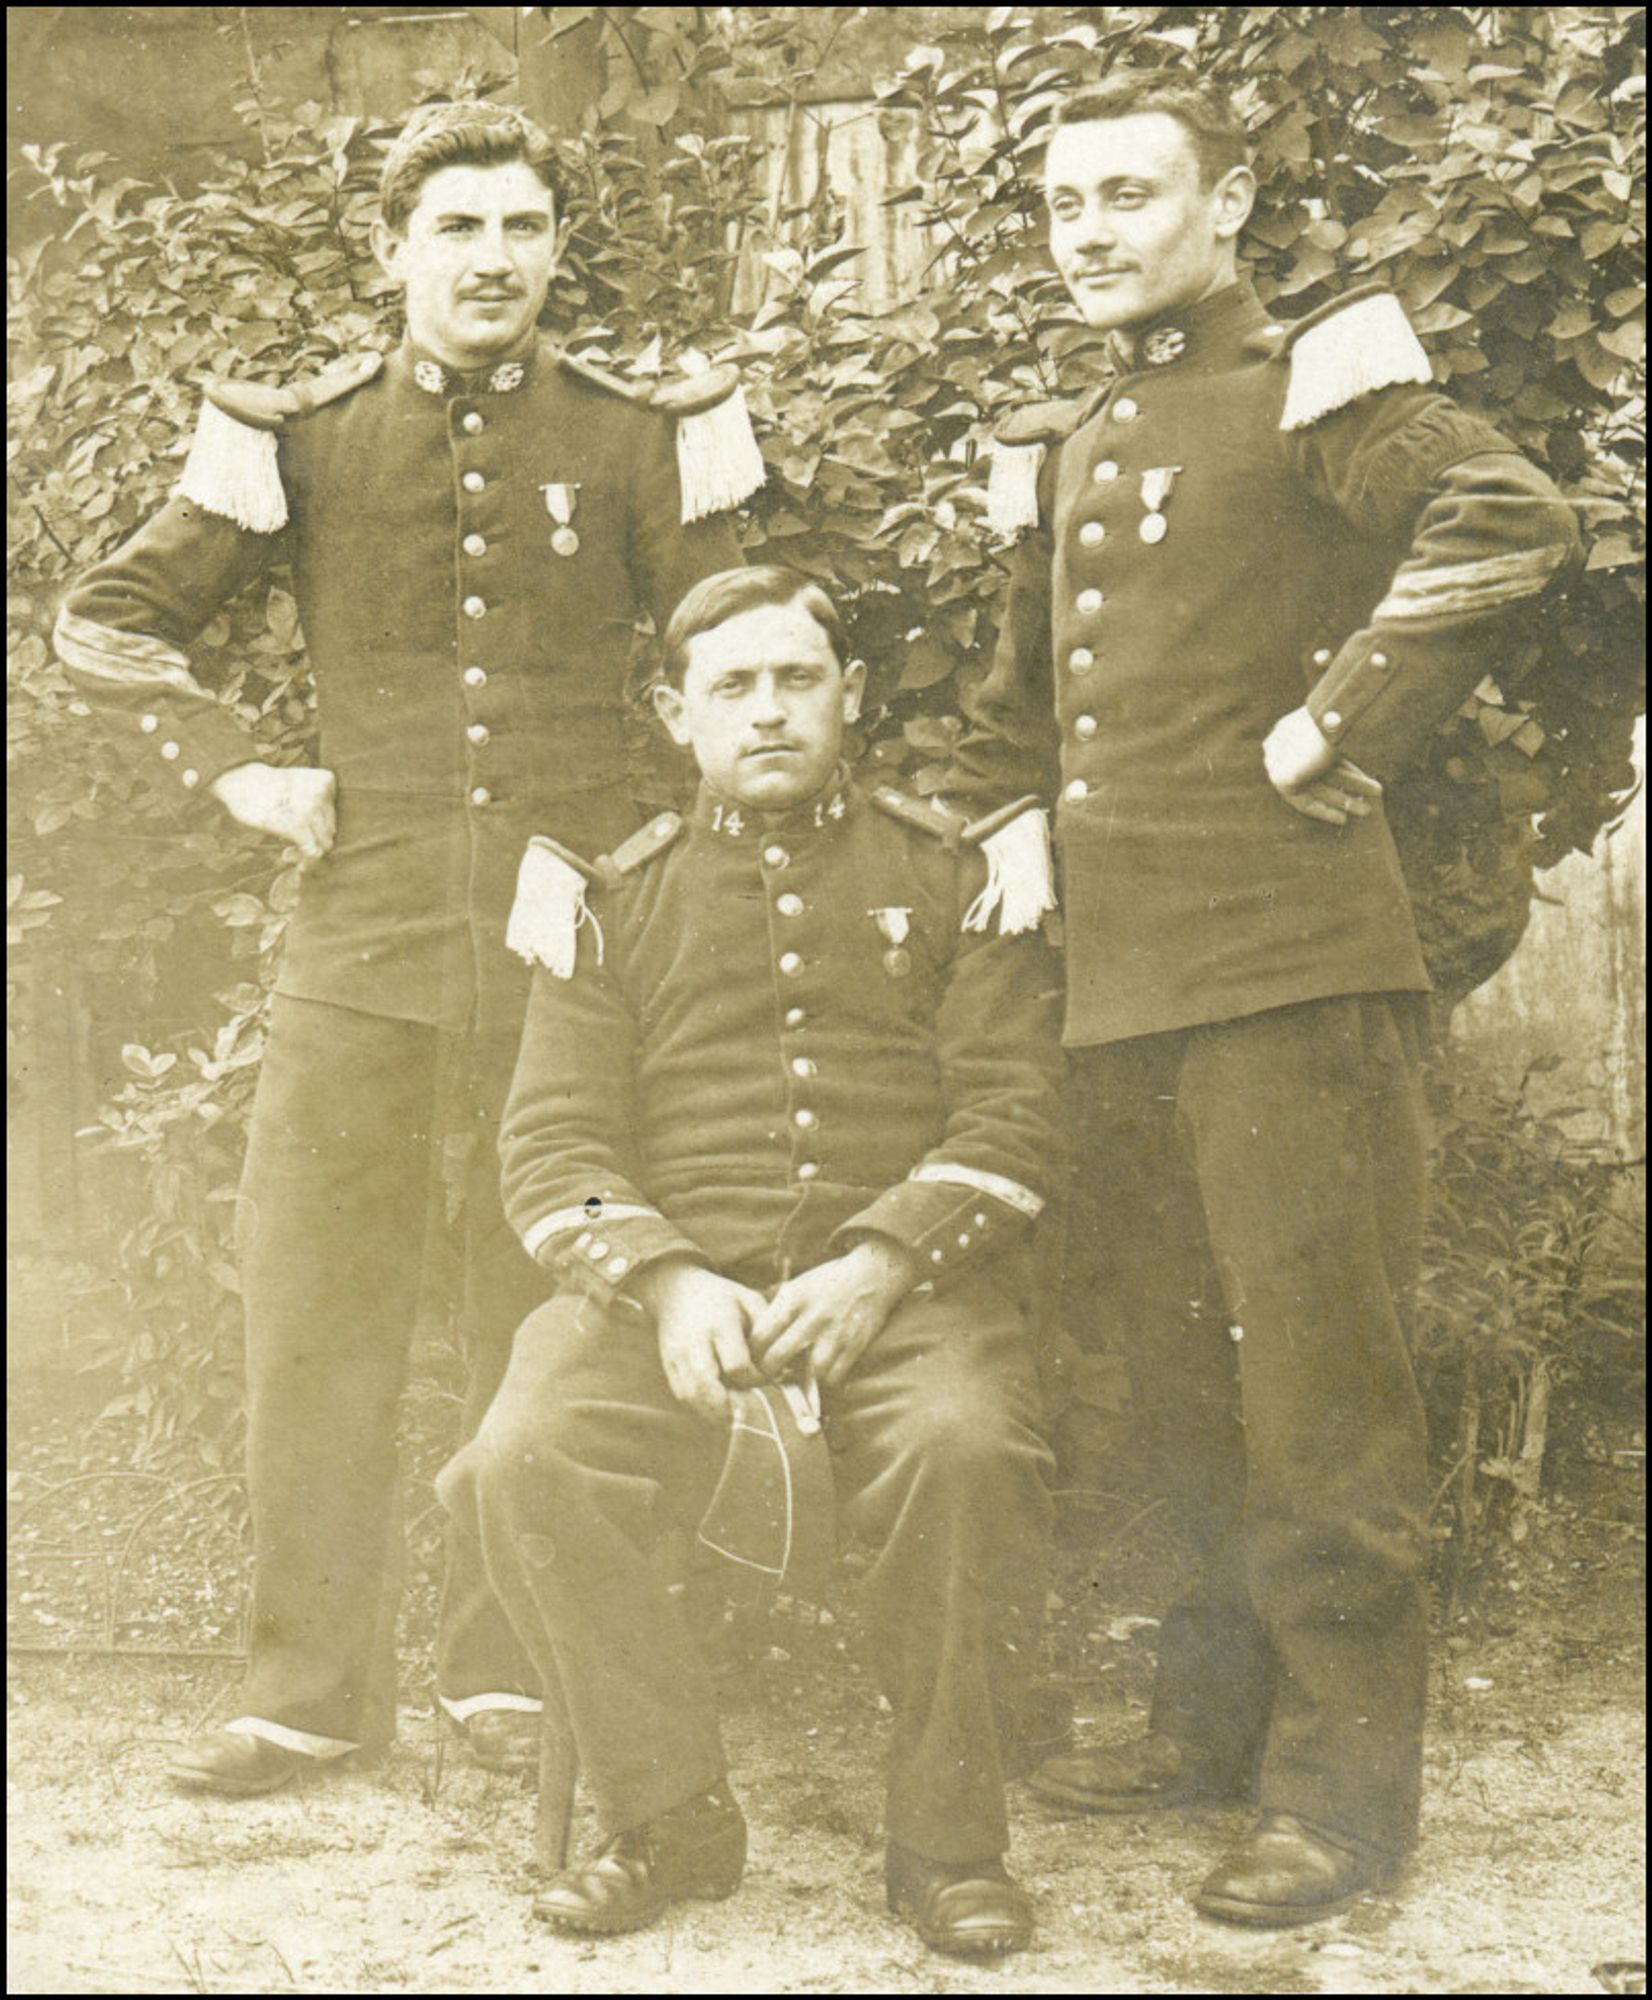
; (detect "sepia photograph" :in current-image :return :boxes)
[7,6,1645,1992]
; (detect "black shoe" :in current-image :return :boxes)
[167,1727,342,1798]
[532,1786,747,1935]
[448,1707,540,1775]
[1031,1730,1243,1814]
[886,1843,1033,1958]
[1194,1811,1398,1928]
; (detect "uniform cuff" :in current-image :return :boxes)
[1304,632,1399,751]
[524,1206,704,1303]
[835,1165,1041,1284]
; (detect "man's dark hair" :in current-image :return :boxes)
[379,100,562,231]
[658,566,846,689]
[1051,70,1252,187]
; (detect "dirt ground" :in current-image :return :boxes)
[8,1486,1644,1998]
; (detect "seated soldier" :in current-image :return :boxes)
[438,564,1065,1958]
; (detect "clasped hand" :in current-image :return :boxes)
[210,761,337,864]
[1262,706,1382,828]
[636,1241,918,1424]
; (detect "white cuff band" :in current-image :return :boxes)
[438,1692,544,1723]
[909,1161,1044,1219]
[521,1201,661,1259]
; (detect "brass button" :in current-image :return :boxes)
[1371,650,1389,668]
[461,411,484,435]
[1063,779,1089,804]
[1112,396,1139,423]
[796,1162,819,1182]
[930,1248,945,1263]
[1069,648,1096,674]
[1074,714,1098,740]
[463,596,487,619]
[181,769,200,789]
[462,471,486,493]
[469,786,492,807]
[1092,459,1119,483]
[1323,710,1343,732]
[793,1108,817,1130]
[779,951,803,976]
[785,1007,805,1028]
[763,844,789,869]
[467,723,490,746]
[790,1056,816,1078]
[463,533,487,557]
[776,892,804,917]
[1313,647,1332,666]
[589,1240,608,1260]
[140,714,159,733]
[464,666,487,689]
[1078,521,1105,548]
[606,1255,629,1277]
[1076,588,1103,615]
[160,741,180,761]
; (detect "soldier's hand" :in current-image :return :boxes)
[210,761,338,865]
[750,1239,918,1390]
[1263,707,1381,826]
[639,1261,765,1423]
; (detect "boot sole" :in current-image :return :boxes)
[887,1890,1032,1957]
[1195,1885,1373,1929]
[533,1877,742,1934]
[167,1762,303,1798]
[1029,1772,1232,1815]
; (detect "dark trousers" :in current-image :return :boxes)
[440,1282,1054,1862]
[235,993,548,1743]
[1068,994,1430,1856]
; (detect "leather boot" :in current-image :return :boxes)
[533,1785,746,1934]
[886,1843,1033,1958]
[1031,1729,1246,1813]
[1195,1811,1398,1927]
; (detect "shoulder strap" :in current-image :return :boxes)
[608,810,686,876]
[869,784,969,849]
[1279,285,1433,432]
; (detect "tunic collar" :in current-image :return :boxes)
[692,768,855,845]
[397,334,538,398]
[1106,279,1278,375]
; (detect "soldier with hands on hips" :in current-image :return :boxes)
[54,99,757,1796]
[439,564,1065,1958]
[947,70,1581,1925]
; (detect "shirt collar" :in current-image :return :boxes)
[692,768,856,845]
[1106,279,1277,375]
[398,335,537,398]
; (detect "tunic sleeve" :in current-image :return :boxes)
[1288,390,1581,780]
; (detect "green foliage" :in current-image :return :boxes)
[1416,1060,1644,1591]
[7,6,1645,1483]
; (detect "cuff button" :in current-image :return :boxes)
[1323,710,1343,731]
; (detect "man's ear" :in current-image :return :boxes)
[1212,163,1256,243]
[651,679,692,747]
[371,218,407,287]
[841,658,866,725]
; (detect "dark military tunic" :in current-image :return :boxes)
[440,775,1063,1859]
[499,777,1065,1292]
[954,280,1581,1046]
[58,334,742,1033]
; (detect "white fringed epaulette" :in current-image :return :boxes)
[177,351,384,533]
[870,787,1056,937]
[960,796,1056,938]
[507,834,602,979]
[558,346,765,524]
[985,397,1091,538]
[1279,285,1433,432]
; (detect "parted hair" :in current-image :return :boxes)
[1052,70,1252,187]
[658,567,846,689]
[379,100,562,230]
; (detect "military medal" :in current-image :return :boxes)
[1139,465,1181,544]
[870,906,913,978]
[541,482,581,556]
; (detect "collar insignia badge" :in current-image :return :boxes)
[1142,326,1188,366]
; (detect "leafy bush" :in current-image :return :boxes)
[7,5,1644,1485]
